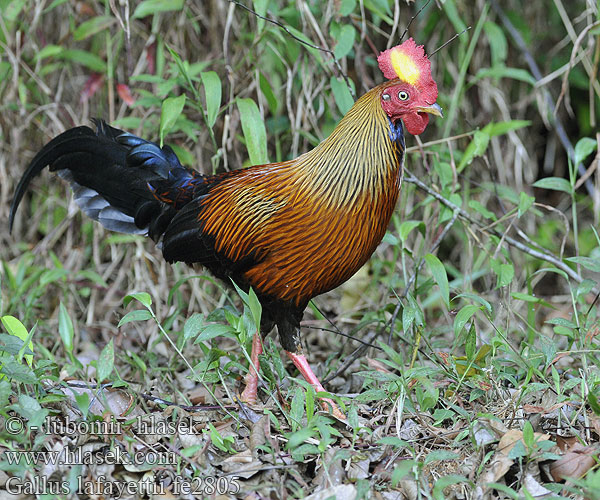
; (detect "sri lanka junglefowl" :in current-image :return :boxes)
[10,38,441,419]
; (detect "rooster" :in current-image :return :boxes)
[10,38,441,419]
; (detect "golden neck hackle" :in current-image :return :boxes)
[291,83,404,210]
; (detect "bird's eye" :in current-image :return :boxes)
[398,91,409,101]
[382,94,391,101]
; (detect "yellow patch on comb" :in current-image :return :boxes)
[390,50,420,86]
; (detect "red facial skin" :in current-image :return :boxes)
[380,81,438,136]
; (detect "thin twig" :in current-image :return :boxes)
[306,325,383,350]
[403,169,595,289]
[399,0,431,43]
[430,27,472,57]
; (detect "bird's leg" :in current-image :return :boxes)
[240,331,263,404]
[286,350,346,420]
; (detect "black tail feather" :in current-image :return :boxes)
[9,120,205,241]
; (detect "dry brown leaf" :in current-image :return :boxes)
[523,402,566,415]
[520,473,553,497]
[497,429,523,455]
[550,443,597,481]
[366,357,392,373]
[497,429,550,456]
[486,417,510,436]
[187,384,217,405]
[473,422,496,447]
[555,435,578,451]
[305,484,357,500]
[249,415,268,459]
[221,449,263,479]
[314,447,345,488]
[397,479,419,500]
[478,454,513,487]
[347,457,371,480]
[590,416,600,438]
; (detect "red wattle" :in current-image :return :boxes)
[402,112,430,135]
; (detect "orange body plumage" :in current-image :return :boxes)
[191,85,403,308]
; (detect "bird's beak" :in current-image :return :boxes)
[416,103,443,118]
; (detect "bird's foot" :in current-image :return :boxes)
[286,351,346,420]
[240,332,263,405]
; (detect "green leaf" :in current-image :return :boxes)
[474,65,536,85]
[58,303,74,355]
[453,293,492,314]
[183,313,204,342]
[483,21,507,66]
[58,49,106,72]
[1,316,34,366]
[290,387,305,431]
[491,259,514,288]
[0,380,11,407]
[339,0,356,15]
[454,304,480,337]
[132,0,184,18]
[402,294,424,332]
[237,98,268,165]
[246,288,262,330]
[532,177,572,194]
[468,200,495,220]
[195,324,236,343]
[511,292,553,308]
[123,292,152,309]
[522,420,534,448]
[200,71,221,129]
[0,357,37,384]
[458,130,489,172]
[73,15,115,41]
[118,309,153,327]
[259,73,278,114]
[415,377,438,411]
[399,221,424,242]
[160,94,186,147]
[253,0,267,31]
[391,459,416,486]
[97,339,114,382]
[518,192,535,218]
[286,425,316,449]
[544,317,577,329]
[588,392,600,416]
[574,137,597,166]
[333,24,356,59]
[485,120,531,137]
[424,450,461,464]
[424,254,450,308]
[330,76,354,115]
[565,256,600,272]
[465,322,476,360]
[33,44,63,62]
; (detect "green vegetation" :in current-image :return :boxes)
[1,0,599,498]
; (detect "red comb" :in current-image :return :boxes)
[377,38,433,88]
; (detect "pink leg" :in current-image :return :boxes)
[286,351,346,420]
[240,332,263,404]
